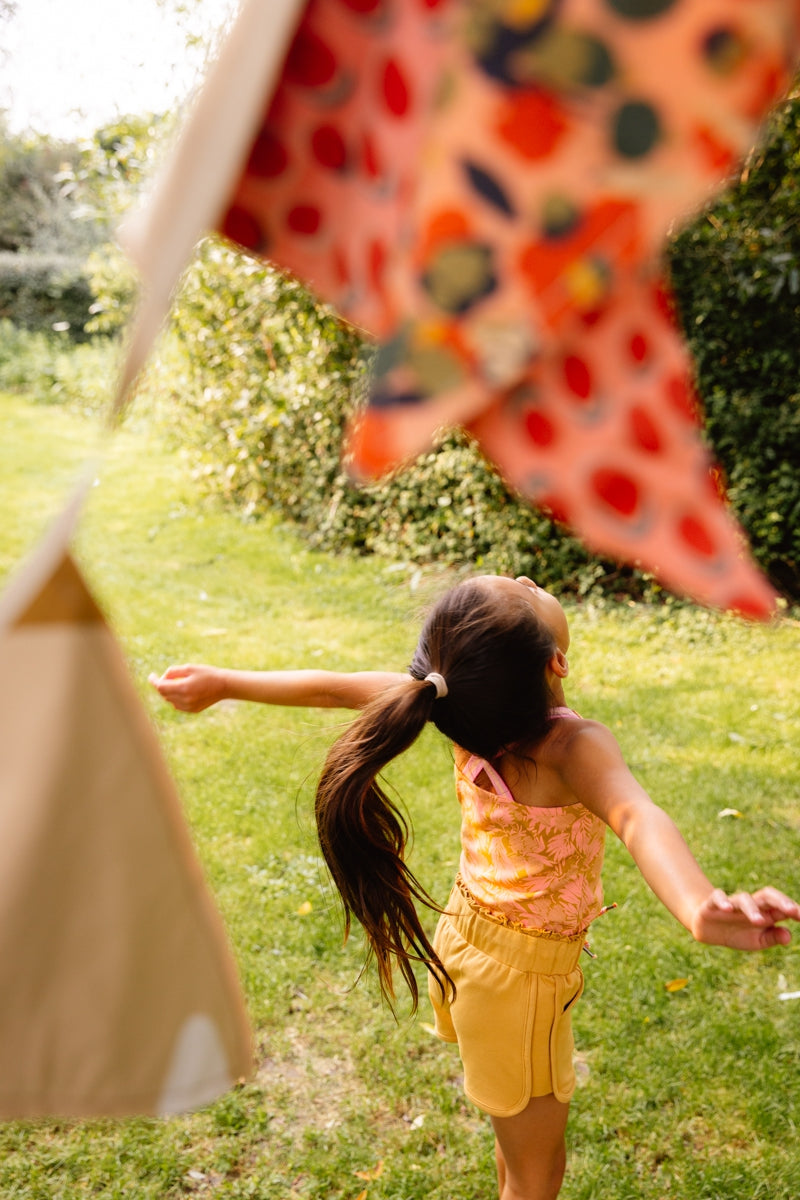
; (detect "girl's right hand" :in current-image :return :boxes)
[692,886,800,951]
[148,664,224,712]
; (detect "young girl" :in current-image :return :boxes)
[150,575,800,1200]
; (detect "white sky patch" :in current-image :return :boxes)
[1,0,237,139]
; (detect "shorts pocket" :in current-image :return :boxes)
[548,968,584,1104]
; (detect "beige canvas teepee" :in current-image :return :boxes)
[0,498,252,1118]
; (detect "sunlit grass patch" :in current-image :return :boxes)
[1,393,798,1199]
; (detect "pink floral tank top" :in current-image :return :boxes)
[456,707,606,936]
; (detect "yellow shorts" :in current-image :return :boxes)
[428,884,585,1116]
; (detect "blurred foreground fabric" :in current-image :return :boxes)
[122,0,800,608]
[0,507,252,1117]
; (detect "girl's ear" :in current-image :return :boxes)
[549,649,569,679]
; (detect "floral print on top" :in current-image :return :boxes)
[455,709,606,936]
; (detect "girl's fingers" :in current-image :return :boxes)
[699,886,798,949]
[728,893,768,924]
[752,887,800,919]
[149,668,195,707]
[161,664,193,680]
[707,888,734,913]
[721,888,800,928]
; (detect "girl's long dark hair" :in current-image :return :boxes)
[315,578,557,1009]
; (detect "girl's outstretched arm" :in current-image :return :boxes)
[149,664,407,713]
[561,721,800,951]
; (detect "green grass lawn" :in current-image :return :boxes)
[2,390,800,1199]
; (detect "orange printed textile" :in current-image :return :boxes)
[454,755,607,936]
[218,0,800,617]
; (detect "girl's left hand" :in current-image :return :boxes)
[148,664,223,712]
[692,886,800,950]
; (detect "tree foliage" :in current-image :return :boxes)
[0,120,92,255]
[0,114,167,337]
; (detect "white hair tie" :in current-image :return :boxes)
[424,672,448,699]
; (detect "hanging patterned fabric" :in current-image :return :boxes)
[211,0,799,616]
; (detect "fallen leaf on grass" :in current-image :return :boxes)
[718,808,744,819]
[665,978,689,993]
[296,900,313,916]
[778,991,800,1001]
[354,1161,384,1181]
[353,1191,368,1200]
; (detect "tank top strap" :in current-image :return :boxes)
[549,705,581,720]
[461,755,516,802]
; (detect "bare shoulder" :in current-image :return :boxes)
[540,716,629,788]
[542,716,619,764]
[544,716,649,822]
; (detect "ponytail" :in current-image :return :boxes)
[315,676,452,1011]
[316,576,557,1008]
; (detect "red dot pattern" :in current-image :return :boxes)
[629,405,662,453]
[248,131,289,178]
[679,514,717,558]
[287,205,323,235]
[221,206,263,251]
[311,125,348,170]
[592,468,640,518]
[564,355,592,401]
[525,410,556,447]
[286,28,338,88]
[629,332,649,364]
[382,59,411,116]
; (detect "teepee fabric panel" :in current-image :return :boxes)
[0,529,252,1118]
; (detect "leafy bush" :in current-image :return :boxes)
[668,93,800,597]
[83,241,138,335]
[0,253,94,339]
[162,238,624,595]
[0,319,118,412]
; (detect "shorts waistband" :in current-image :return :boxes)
[444,883,585,975]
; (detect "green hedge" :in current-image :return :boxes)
[156,238,627,597]
[668,93,800,598]
[0,253,94,339]
[0,320,119,411]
